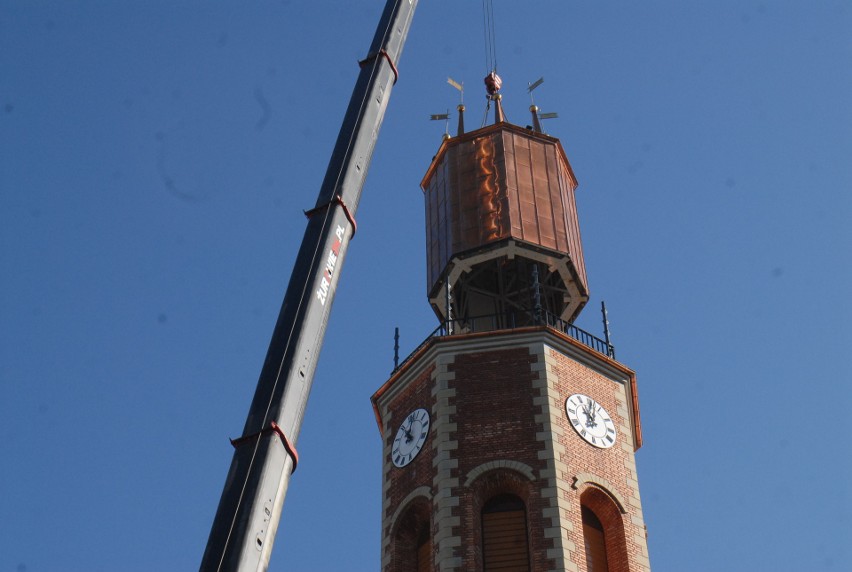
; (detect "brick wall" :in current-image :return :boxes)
[380,364,436,571]
[449,346,553,571]
[374,329,650,572]
[546,346,650,571]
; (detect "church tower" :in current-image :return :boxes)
[371,75,651,572]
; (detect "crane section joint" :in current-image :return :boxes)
[304,194,357,237]
[358,48,399,85]
[230,421,299,473]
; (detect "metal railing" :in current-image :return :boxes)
[543,312,616,359]
[393,310,615,372]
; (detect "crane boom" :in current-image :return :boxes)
[200,1,419,569]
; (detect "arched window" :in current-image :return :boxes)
[390,500,431,572]
[481,494,530,571]
[582,504,609,572]
[579,485,629,572]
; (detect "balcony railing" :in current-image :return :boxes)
[393,310,615,373]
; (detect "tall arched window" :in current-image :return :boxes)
[481,494,530,571]
[579,485,629,572]
[390,500,431,572]
[582,504,609,572]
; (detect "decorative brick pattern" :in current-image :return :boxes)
[432,353,461,571]
[372,328,650,572]
[464,460,536,486]
[536,343,579,571]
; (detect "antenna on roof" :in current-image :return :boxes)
[448,77,465,135]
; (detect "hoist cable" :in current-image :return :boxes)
[482,0,498,73]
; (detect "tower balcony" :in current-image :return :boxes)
[393,308,616,375]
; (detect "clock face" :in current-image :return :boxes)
[392,408,431,468]
[565,393,616,449]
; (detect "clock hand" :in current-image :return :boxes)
[582,404,594,427]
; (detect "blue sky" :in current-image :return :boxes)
[2,1,851,571]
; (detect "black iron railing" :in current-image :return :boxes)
[393,310,615,373]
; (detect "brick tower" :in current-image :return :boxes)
[371,75,651,572]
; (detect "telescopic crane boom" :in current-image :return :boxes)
[200,1,419,569]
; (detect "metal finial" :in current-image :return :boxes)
[601,301,614,358]
[530,105,542,133]
[493,94,505,124]
[393,327,400,370]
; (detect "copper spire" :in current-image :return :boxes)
[530,105,543,133]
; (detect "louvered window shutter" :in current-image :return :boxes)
[481,495,530,572]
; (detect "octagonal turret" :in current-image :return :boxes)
[422,120,588,327]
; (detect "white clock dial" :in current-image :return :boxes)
[392,408,431,468]
[565,393,616,449]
